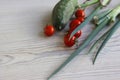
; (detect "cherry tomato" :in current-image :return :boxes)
[64,34,76,47]
[77,17,85,22]
[69,29,82,38]
[74,30,82,38]
[75,9,85,18]
[44,25,55,36]
[70,19,81,30]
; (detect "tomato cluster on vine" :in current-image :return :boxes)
[44,9,85,47]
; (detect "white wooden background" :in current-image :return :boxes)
[0,0,120,80]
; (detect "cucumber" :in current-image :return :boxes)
[52,0,78,31]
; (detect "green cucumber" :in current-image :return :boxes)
[52,0,78,31]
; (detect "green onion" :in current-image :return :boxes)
[93,9,112,24]
[89,20,120,64]
[108,5,120,22]
[88,5,120,64]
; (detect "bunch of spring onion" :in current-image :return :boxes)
[47,0,120,80]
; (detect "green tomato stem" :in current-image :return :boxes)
[79,0,111,9]
[99,0,111,6]
[79,0,99,8]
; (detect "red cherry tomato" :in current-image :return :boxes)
[44,25,55,36]
[74,30,82,38]
[64,34,76,47]
[77,17,85,22]
[69,30,82,38]
[70,19,81,30]
[75,9,85,18]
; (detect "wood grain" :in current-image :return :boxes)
[0,0,120,80]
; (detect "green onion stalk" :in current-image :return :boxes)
[89,5,120,64]
[89,19,120,64]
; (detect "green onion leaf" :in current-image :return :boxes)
[89,20,120,64]
[93,9,112,24]
[89,31,110,64]
[97,16,108,25]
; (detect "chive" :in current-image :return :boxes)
[91,20,120,64]
[70,6,102,39]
